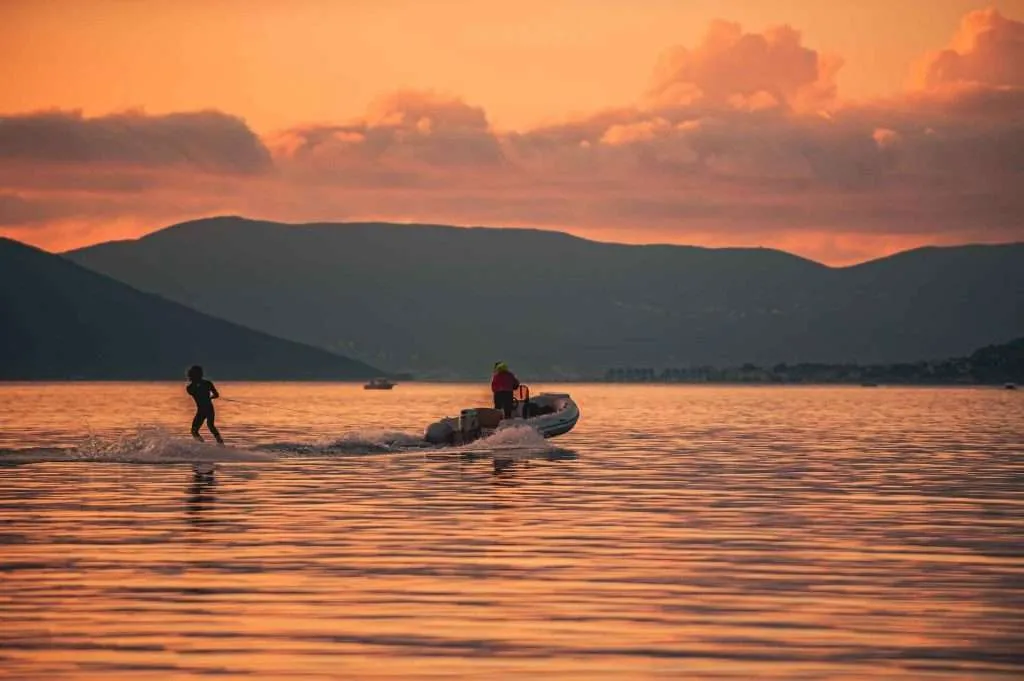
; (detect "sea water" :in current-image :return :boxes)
[1,383,1022,679]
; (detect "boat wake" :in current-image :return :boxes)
[461,424,553,452]
[257,429,435,456]
[0,428,276,465]
[261,424,561,457]
[72,426,279,463]
[0,423,571,465]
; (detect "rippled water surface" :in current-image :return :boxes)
[1,382,1022,680]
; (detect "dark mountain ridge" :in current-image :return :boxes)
[1,236,382,380]
[67,216,1024,378]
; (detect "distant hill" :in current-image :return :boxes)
[0,237,382,380]
[67,216,1024,378]
[967,337,1024,384]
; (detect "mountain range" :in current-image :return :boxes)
[0,236,381,380]
[64,216,1024,379]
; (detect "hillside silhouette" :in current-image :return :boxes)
[68,216,1024,378]
[1,237,382,380]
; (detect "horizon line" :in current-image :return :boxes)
[50,213,1024,270]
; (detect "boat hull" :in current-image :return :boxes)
[424,392,580,445]
[499,393,579,438]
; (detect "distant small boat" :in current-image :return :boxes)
[364,378,396,390]
[1006,383,1018,390]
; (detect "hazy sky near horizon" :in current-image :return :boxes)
[1,0,1023,264]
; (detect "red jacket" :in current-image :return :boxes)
[491,370,519,393]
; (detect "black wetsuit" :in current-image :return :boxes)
[187,379,223,443]
[493,391,515,419]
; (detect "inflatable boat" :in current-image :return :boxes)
[424,385,579,446]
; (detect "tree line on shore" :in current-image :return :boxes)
[603,338,1024,385]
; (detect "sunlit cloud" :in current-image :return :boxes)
[645,20,842,112]
[1,9,1022,265]
[913,7,1024,90]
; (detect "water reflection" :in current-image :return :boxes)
[492,456,518,477]
[185,463,217,529]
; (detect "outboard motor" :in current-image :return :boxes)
[424,409,482,445]
[459,409,481,440]
[424,419,455,444]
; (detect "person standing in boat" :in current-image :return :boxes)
[491,361,520,419]
[186,365,225,445]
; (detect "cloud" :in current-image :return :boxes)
[0,110,272,174]
[0,193,62,226]
[646,20,842,112]
[599,117,673,146]
[915,8,1024,89]
[269,90,506,187]
[0,11,1021,265]
[0,109,276,237]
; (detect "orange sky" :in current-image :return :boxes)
[1,0,1023,264]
